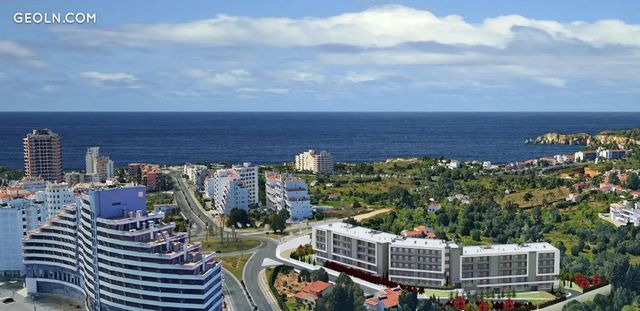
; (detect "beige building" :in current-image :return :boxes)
[23,129,63,182]
[295,150,334,174]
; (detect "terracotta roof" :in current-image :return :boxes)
[304,281,331,293]
[365,288,401,308]
[295,281,332,302]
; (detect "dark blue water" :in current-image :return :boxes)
[1,112,638,170]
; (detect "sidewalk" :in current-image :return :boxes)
[259,269,282,311]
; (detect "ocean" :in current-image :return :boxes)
[1,112,639,170]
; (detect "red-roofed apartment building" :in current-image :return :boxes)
[365,287,402,311]
[295,281,333,308]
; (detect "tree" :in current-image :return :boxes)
[269,209,290,233]
[298,269,311,282]
[452,296,466,310]
[471,229,481,242]
[226,208,249,228]
[311,268,329,282]
[399,290,418,311]
[389,186,415,209]
[315,273,365,311]
[523,192,534,202]
[627,173,640,190]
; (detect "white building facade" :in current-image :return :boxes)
[265,172,313,221]
[45,182,74,217]
[208,170,249,215]
[312,222,560,292]
[0,198,47,276]
[295,150,334,174]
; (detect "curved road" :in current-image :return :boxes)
[174,173,279,310]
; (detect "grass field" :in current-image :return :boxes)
[219,254,250,280]
[501,187,570,208]
[202,238,260,253]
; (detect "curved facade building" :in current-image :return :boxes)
[25,186,223,311]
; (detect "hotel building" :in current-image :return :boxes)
[295,150,334,174]
[24,186,223,311]
[265,172,313,221]
[312,222,559,292]
[24,129,63,182]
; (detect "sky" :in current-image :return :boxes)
[1,0,639,111]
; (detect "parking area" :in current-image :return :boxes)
[0,280,85,311]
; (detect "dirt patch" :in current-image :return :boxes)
[274,270,309,298]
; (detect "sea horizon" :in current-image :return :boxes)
[1,111,639,170]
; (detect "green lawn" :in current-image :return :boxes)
[286,298,311,311]
[219,254,250,281]
[201,238,260,253]
[422,289,456,298]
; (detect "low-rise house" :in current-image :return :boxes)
[610,201,640,226]
[294,281,333,308]
[448,160,460,170]
[365,287,401,311]
[327,193,341,201]
[426,203,441,212]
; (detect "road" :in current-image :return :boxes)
[173,186,205,241]
[173,173,278,311]
[222,269,252,311]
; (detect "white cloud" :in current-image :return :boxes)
[80,71,138,88]
[282,70,324,83]
[342,71,382,83]
[183,68,251,87]
[534,77,567,88]
[0,40,46,67]
[235,87,289,94]
[55,5,640,49]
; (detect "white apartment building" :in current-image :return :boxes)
[610,201,640,226]
[85,146,100,175]
[0,198,47,276]
[208,170,249,215]
[218,163,260,206]
[312,222,560,292]
[265,172,313,221]
[85,147,114,182]
[44,182,74,217]
[184,163,210,189]
[295,150,334,174]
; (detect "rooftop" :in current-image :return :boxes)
[315,222,398,243]
[462,242,557,256]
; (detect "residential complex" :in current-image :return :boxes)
[265,172,313,221]
[295,150,334,174]
[183,163,210,190]
[23,129,63,182]
[207,169,250,214]
[128,163,166,191]
[312,222,560,292]
[85,147,115,182]
[206,163,258,210]
[574,149,626,162]
[0,198,47,276]
[23,186,224,311]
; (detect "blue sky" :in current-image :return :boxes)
[1,0,639,111]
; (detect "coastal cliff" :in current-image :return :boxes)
[526,128,640,146]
